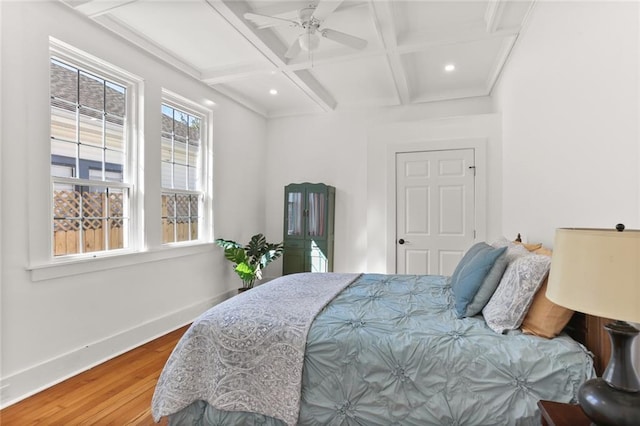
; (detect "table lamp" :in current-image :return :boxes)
[546,225,640,426]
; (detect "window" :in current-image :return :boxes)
[50,56,134,257]
[160,101,204,244]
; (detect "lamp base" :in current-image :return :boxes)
[578,378,640,426]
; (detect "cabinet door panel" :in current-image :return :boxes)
[283,240,305,275]
[285,190,305,239]
[307,191,327,238]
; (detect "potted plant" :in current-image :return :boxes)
[214,233,284,292]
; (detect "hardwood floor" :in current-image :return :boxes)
[0,325,189,425]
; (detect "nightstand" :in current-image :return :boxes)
[537,400,591,426]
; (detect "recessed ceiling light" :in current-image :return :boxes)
[204,99,216,106]
[269,89,278,95]
[444,64,456,72]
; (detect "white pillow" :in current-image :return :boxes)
[482,254,551,334]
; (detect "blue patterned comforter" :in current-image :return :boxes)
[167,274,594,425]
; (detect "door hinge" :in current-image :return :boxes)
[468,165,476,176]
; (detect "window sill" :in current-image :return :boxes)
[27,242,215,282]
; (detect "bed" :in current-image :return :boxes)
[152,240,602,426]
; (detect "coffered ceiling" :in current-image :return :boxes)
[60,0,535,117]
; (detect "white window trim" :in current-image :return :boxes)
[27,39,146,280]
[27,40,216,282]
[48,39,142,257]
[160,89,214,246]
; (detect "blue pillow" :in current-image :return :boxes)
[451,243,507,318]
[449,242,485,287]
[463,253,509,317]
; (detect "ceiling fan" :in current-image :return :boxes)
[243,0,368,59]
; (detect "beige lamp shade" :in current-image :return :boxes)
[546,228,640,324]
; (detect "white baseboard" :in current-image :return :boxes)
[0,289,236,409]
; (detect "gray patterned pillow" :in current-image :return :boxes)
[491,237,531,263]
[482,254,551,334]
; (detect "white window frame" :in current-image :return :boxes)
[160,89,214,246]
[48,41,140,260]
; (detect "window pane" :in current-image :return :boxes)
[79,106,103,147]
[188,116,200,142]
[174,164,187,189]
[174,111,188,140]
[79,144,103,169]
[50,60,78,104]
[161,105,174,134]
[51,164,74,180]
[190,195,199,219]
[161,194,170,218]
[79,71,104,110]
[188,143,199,168]
[105,81,125,118]
[188,167,199,191]
[165,194,176,218]
[51,139,76,164]
[108,218,125,250]
[53,185,81,256]
[105,149,124,179]
[162,218,175,244]
[174,141,187,165]
[82,189,106,254]
[161,135,172,162]
[190,219,198,241]
[54,219,80,255]
[161,162,172,188]
[53,184,80,220]
[108,188,125,250]
[176,219,189,242]
[176,194,189,217]
[51,102,77,142]
[105,118,124,151]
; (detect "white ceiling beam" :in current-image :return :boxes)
[206,0,336,112]
[485,35,517,94]
[368,0,410,105]
[201,62,275,85]
[399,21,517,51]
[74,0,140,18]
[485,0,507,33]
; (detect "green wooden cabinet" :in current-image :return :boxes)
[283,183,335,274]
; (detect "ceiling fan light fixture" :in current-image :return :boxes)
[299,32,320,51]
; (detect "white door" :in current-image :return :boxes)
[396,149,476,276]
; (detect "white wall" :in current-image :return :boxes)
[493,0,640,371]
[264,98,500,275]
[0,1,267,406]
[494,0,640,246]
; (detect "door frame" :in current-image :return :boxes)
[386,138,487,273]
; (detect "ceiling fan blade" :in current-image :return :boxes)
[284,37,302,59]
[243,12,299,30]
[321,28,367,50]
[311,0,343,21]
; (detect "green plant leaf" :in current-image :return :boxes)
[224,247,246,264]
[215,234,284,287]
